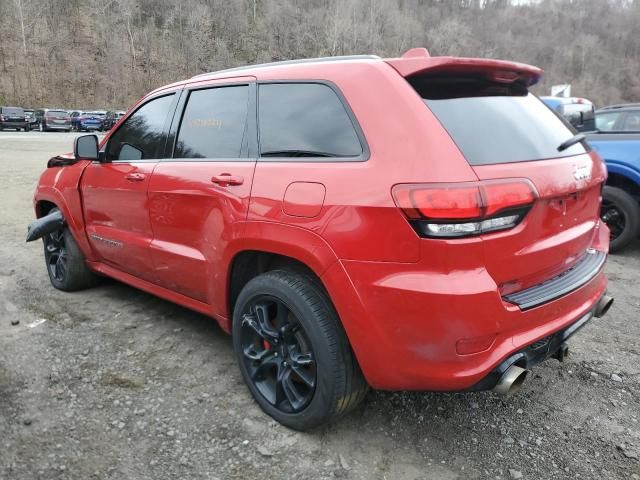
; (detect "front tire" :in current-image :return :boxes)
[601,186,640,252]
[233,270,368,431]
[43,210,99,291]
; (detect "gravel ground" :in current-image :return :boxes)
[1,131,639,480]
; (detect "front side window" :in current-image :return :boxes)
[106,94,175,161]
[174,85,249,159]
[258,83,363,158]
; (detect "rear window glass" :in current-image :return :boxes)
[2,107,24,115]
[410,76,586,165]
[48,111,67,118]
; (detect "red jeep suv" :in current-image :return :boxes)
[29,48,613,430]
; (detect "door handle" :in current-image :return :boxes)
[125,173,145,182]
[211,173,244,186]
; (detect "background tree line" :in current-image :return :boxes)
[1,0,639,110]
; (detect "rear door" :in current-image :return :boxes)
[81,92,179,281]
[147,78,256,303]
[408,72,606,291]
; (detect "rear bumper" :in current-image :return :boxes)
[322,227,610,391]
[0,121,28,128]
[468,299,604,391]
[46,125,71,130]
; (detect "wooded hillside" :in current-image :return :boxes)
[1,0,639,110]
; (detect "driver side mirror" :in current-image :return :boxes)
[74,134,99,161]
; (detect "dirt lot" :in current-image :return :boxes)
[0,131,639,480]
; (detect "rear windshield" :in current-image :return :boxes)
[2,107,24,115]
[48,110,67,118]
[410,76,586,165]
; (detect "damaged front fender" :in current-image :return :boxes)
[26,209,65,242]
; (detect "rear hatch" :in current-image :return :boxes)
[1,107,25,122]
[48,110,71,126]
[389,53,606,292]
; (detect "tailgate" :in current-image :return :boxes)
[473,152,606,292]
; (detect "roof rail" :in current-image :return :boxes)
[192,55,381,78]
[599,103,640,110]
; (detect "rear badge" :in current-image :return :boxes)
[573,163,592,181]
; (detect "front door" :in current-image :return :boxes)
[81,92,178,281]
[148,80,257,304]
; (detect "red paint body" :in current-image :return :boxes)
[33,53,609,391]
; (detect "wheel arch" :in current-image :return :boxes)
[220,222,340,327]
[606,171,640,202]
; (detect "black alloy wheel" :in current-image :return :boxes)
[601,199,625,241]
[239,296,316,413]
[601,186,640,252]
[44,229,67,282]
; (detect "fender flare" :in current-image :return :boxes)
[215,221,340,323]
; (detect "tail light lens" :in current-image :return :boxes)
[392,180,537,238]
[0,115,4,121]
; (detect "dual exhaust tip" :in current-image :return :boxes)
[493,294,613,395]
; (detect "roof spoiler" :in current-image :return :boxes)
[386,48,543,87]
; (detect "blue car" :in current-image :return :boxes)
[586,104,640,252]
[75,111,105,132]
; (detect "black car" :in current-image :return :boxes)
[0,106,29,131]
[24,109,38,129]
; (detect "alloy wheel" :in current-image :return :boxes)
[601,200,626,241]
[45,230,67,281]
[239,296,316,413]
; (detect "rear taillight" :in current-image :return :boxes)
[0,115,4,121]
[392,180,537,238]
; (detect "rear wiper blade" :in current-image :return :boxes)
[557,133,586,152]
[260,150,337,158]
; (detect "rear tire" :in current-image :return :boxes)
[232,270,368,430]
[43,209,99,291]
[601,186,640,252]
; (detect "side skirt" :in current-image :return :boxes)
[86,261,231,333]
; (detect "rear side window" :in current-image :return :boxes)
[621,111,640,132]
[106,94,175,161]
[258,83,362,158]
[174,85,249,159]
[411,76,586,165]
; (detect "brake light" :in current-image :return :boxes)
[392,180,537,238]
[0,115,4,121]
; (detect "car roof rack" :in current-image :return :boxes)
[599,103,640,110]
[192,55,381,78]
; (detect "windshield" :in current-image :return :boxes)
[410,75,586,165]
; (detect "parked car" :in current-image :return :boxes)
[585,104,640,251]
[0,106,29,131]
[24,109,38,129]
[28,49,613,430]
[35,109,72,132]
[74,111,105,132]
[540,96,596,131]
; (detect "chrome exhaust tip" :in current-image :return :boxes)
[493,365,529,395]
[594,295,614,318]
